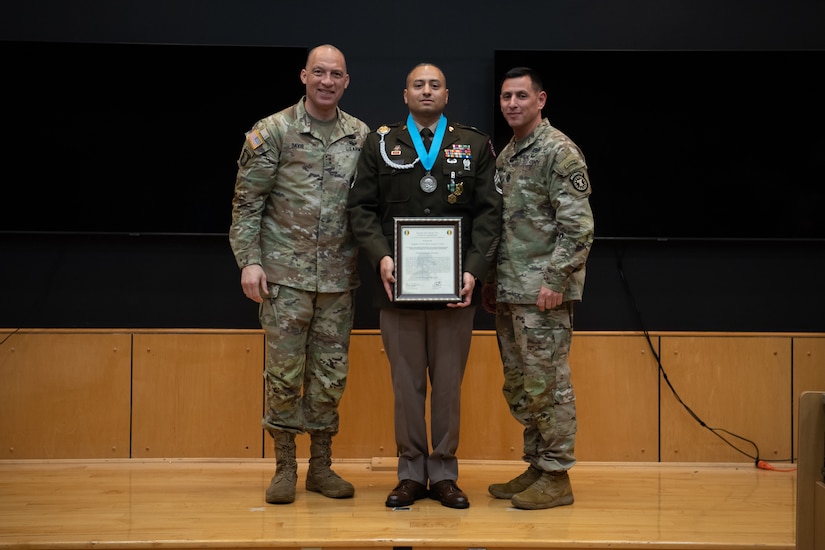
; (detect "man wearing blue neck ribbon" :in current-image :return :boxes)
[347,63,502,509]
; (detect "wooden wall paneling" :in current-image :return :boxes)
[3,330,815,463]
[274,331,522,462]
[458,331,523,461]
[131,332,264,459]
[331,332,395,459]
[263,332,397,460]
[572,334,660,461]
[792,336,825,459]
[0,331,132,459]
[659,336,792,463]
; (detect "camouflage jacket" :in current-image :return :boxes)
[494,118,594,304]
[229,97,370,292]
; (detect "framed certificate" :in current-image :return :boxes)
[393,217,462,302]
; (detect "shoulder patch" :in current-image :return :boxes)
[245,129,264,149]
[569,171,589,193]
[553,145,587,178]
[560,154,582,173]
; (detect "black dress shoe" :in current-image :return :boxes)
[385,479,429,507]
[429,479,470,509]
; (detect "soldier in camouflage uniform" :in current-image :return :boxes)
[229,44,370,505]
[482,66,594,510]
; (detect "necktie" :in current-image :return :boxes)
[421,127,433,150]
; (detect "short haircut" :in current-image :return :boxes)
[501,66,544,92]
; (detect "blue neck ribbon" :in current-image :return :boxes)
[407,113,447,172]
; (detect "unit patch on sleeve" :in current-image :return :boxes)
[570,171,589,192]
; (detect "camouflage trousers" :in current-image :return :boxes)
[259,284,354,436]
[495,302,577,471]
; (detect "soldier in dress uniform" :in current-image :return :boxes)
[347,63,502,509]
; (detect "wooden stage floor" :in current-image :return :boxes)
[0,458,797,550]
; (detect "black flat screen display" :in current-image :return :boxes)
[493,50,825,240]
[2,41,307,235]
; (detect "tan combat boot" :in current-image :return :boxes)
[265,431,298,504]
[511,470,574,510]
[305,433,354,498]
[488,465,542,499]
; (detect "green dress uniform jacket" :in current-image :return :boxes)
[347,118,503,308]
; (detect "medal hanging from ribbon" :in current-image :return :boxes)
[408,113,447,193]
